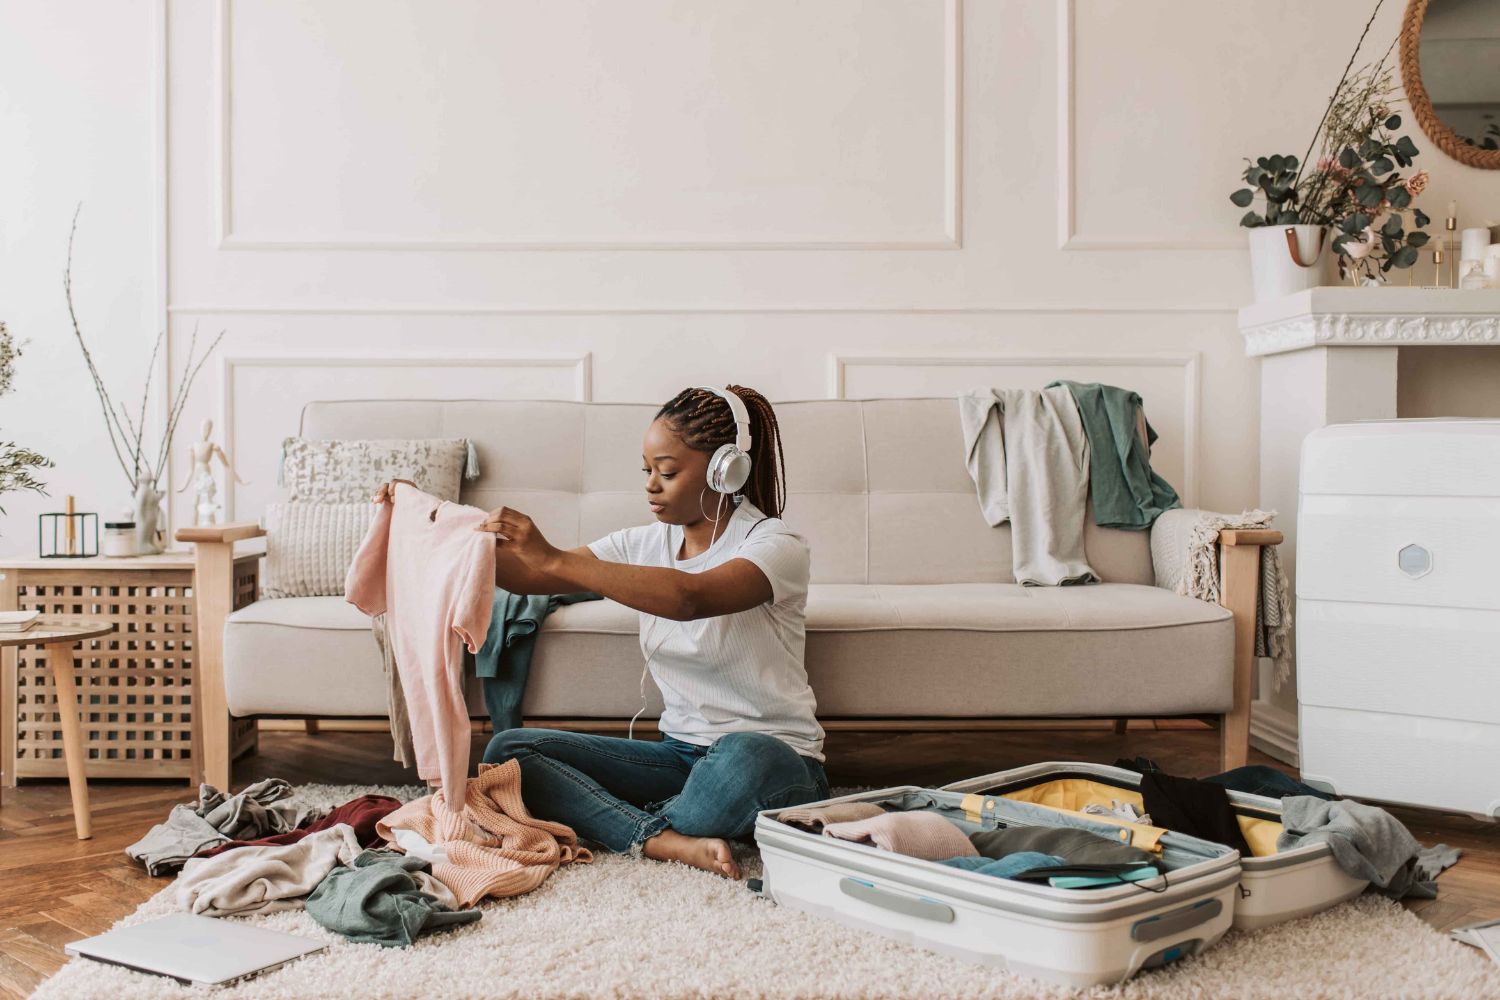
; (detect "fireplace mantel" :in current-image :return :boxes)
[1240,287,1500,357]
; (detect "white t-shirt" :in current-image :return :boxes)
[587,498,825,761]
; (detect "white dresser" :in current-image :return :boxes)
[1296,419,1500,817]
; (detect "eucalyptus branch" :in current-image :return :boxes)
[64,206,136,483]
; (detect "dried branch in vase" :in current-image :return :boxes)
[64,205,226,492]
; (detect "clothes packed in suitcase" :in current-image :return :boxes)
[753,761,1378,989]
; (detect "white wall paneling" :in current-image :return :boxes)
[213,0,962,251]
[830,352,1201,507]
[216,352,591,519]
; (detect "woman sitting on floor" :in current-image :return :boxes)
[376,384,827,878]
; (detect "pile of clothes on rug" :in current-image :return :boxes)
[780,759,1461,900]
[123,759,591,948]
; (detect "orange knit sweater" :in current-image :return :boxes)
[376,758,592,907]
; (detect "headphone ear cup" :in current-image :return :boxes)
[720,449,751,493]
[706,444,732,493]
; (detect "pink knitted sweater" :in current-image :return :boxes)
[346,483,495,805]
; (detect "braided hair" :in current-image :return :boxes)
[655,385,787,518]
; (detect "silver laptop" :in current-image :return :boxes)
[65,912,326,987]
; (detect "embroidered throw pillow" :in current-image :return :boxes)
[279,437,476,504]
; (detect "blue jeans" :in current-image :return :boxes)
[481,728,831,855]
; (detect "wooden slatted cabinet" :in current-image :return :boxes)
[0,549,261,786]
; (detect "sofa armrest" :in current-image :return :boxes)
[177,522,264,788]
[178,522,265,545]
[1149,509,1283,772]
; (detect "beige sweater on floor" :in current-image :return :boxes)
[377,758,593,908]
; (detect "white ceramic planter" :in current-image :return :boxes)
[1248,224,1328,303]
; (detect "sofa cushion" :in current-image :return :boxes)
[223,585,1231,721]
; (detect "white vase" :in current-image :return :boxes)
[131,476,164,556]
[1248,224,1328,303]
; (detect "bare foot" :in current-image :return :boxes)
[642,828,741,878]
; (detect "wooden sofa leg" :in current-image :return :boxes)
[1113,718,1129,735]
[305,720,320,735]
[1218,541,1261,773]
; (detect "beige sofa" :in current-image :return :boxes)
[179,397,1279,789]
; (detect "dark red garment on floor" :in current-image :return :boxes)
[193,795,403,859]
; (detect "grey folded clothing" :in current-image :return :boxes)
[777,801,885,831]
[970,826,1159,868]
[1277,796,1461,900]
[125,778,317,877]
[307,849,483,948]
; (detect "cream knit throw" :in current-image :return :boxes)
[1176,508,1294,689]
[376,758,592,908]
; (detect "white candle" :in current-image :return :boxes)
[1447,200,1458,220]
[1461,227,1489,262]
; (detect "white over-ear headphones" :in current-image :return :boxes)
[695,385,753,494]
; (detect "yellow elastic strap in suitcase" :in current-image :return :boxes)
[999,777,1282,858]
[959,793,1165,853]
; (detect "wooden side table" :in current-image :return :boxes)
[0,620,115,839]
[0,548,262,790]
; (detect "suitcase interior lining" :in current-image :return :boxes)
[970,774,1283,858]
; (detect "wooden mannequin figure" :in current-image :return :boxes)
[176,418,246,527]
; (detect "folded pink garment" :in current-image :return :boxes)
[822,811,977,861]
[778,801,885,831]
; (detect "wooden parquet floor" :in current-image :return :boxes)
[0,722,1495,997]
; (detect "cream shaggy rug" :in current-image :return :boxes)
[34,783,1500,1000]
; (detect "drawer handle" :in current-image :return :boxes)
[1131,898,1222,942]
[839,877,955,923]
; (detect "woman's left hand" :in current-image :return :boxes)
[475,505,560,570]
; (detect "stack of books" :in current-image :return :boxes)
[0,609,41,634]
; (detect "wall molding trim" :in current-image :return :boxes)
[827,350,1201,505]
[217,352,592,518]
[1055,0,1242,252]
[212,0,963,251]
[169,303,1238,316]
[1249,697,1299,765]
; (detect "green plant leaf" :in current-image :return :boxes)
[1286,155,1299,169]
[1387,186,1412,208]
[1370,156,1394,175]
[1407,231,1430,247]
[1275,210,1300,224]
[1381,234,1396,253]
[1356,184,1385,208]
[1359,138,1382,159]
[1339,147,1359,169]
[1391,245,1419,268]
[1385,114,1402,130]
[1382,214,1404,236]
[1414,208,1431,228]
[1395,135,1420,158]
[1230,188,1255,207]
[1240,211,1263,228]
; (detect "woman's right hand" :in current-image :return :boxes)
[371,478,418,504]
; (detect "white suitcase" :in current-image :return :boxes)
[754,783,1241,989]
[1297,419,1500,817]
[940,762,1367,931]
